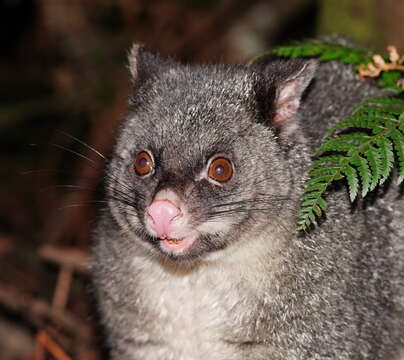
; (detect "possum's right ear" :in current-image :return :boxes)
[128,44,175,87]
[252,57,317,138]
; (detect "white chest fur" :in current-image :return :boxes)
[124,234,285,360]
[136,264,235,358]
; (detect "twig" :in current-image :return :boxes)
[0,282,91,340]
[39,244,91,275]
[52,266,73,311]
[34,331,72,360]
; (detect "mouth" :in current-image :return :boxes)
[159,233,198,255]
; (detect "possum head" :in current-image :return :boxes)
[106,45,317,261]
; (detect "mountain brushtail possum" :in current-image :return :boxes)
[93,44,404,359]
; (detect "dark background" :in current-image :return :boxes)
[0,0,403,358]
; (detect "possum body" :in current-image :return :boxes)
[93,45,404,359]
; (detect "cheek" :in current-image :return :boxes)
[184,182,232,219]
[196,217,237,235]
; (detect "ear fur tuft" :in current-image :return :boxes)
[127,43,176,88]
[128,44,144,81]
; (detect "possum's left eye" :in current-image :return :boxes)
[208,157,233,183]
[134,151,154,176]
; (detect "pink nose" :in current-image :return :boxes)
[147,200,181,238]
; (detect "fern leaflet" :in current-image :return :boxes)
[298,96,404,230]
[252,40,373,65]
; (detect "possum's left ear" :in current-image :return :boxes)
[253,58,318,138]
[128,43,176,89]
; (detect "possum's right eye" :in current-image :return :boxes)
[208,157,233,183]
[134,151,154,176]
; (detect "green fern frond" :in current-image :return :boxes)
[251,40,403,93]
[378,71,403,92]
[390,129,404,183]
[377,137,395,184]
[298,96,404,231]
[350,155,371,197]
[258,40,373,65]
[255,40,404,230]
[341,164,359,201]
[363,146,381,191]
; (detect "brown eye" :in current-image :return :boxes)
[208,157,233,183]
[134,151,153,176]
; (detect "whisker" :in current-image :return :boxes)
[207,198,296,219]
[105,175,136,194]
[108,182,143,202]
[58,200,108,210]
[39,184,95,193]
[51,143,97,166]
[57,130,106,160]
[105,173,146,203]
[211,196,292,209]
[106,179,132,192]
[105,191,143,210]
[20,169,89,176]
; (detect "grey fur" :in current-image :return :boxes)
[93,44,404,359]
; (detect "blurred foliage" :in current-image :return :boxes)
[318,0,377,45]
[318,0,404,53]
[175,0,221,9]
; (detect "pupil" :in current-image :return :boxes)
[139,158,148,168]
[215,164,224,175]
